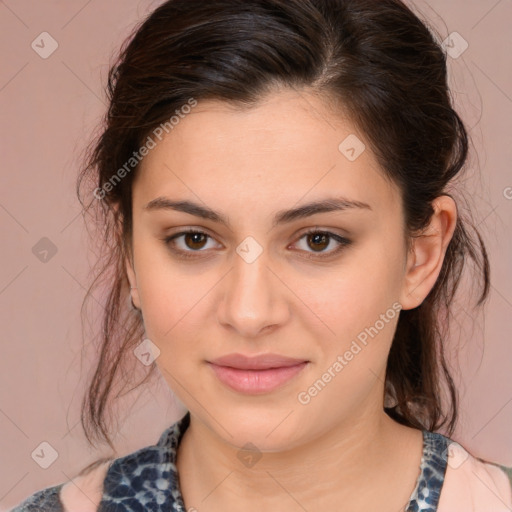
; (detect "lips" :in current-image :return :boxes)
[208,353,308,370]
[206,353,309,394]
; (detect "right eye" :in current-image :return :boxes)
[163,229,222,259]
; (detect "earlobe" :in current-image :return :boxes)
[399,195,457,310]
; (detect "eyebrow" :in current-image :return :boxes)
[143,196,372,229]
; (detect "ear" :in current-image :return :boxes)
[112,202,141,309]
[125,250,141,310]
[399,195,458,310]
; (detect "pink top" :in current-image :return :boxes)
[438,441,512,511]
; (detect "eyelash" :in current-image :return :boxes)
[162,228,352,261]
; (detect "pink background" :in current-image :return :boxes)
[1,0,511,509]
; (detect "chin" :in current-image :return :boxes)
[210,405,309,452]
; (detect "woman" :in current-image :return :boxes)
[11,0,512,510]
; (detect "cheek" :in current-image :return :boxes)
[304,250,404,354]
[134,247,209,349]
[141,283,205,347]
[300,275,402,410]
[139,278,205,388]
[316,257,401,312]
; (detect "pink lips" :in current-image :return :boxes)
[207,353,309,394]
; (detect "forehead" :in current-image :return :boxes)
[133,89,401,220]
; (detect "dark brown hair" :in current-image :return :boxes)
[77,0,489,451]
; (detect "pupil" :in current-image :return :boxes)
[187,233,206,249]
[309,233,328,251]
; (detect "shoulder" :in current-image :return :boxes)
[9,458,113,512]
[59,458,113,512]
[63,428,180,511]
[437,440,512,512]
[9,483,65,511]
[10,416,187,512]
[98,434,180,510]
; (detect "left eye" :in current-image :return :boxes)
[163,229,352,259]
[292,230,352,258]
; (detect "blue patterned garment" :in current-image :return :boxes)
[9,412,466,511]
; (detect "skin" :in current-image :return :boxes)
[125,87,457,511]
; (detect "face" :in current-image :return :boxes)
[126,88,413,451]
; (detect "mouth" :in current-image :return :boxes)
[206,353,309,394]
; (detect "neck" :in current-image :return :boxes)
[176,404,423,510]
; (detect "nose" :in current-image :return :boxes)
[216,246,290,338]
